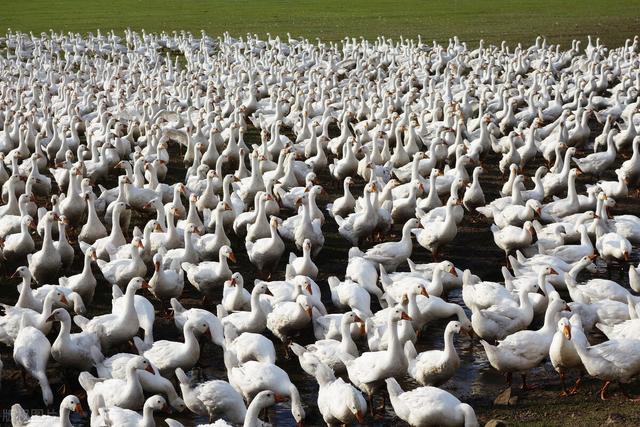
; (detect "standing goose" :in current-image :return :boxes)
[344,307,411,412]
[11,395,84,427]
[364,217,419,272]
[27,211,61,284]
[48,308,103,371]
[73,277,148,350]
[182,245,235,296]
[80,356,154,425]
[405,320,468,386]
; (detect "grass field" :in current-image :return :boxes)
[1,0,640,47]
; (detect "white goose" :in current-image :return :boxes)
[11,395,84,427]
[141,318,210,376]
[97,394,167,427]
[13,315,53,406]
[228,360,305,425]
[405,320,468,386]
[386,378,479,427]
[175,367,246,424]
[344,306,410,409]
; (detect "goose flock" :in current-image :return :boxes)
[0,28,639,427]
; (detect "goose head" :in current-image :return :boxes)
[226,272,243,288]
[11,266,31,280]
[252,389,287,411]
[127,276,150,293]
[144,395,168,413]
[253,281,273,297]
[557,317,572,340]
[153,253,163,272]
[129,355,155,374]
[388,306,411,323]
[220,245,236,263]
[46,307,71,323]
[296,295,313,318]
[61,395,84,415]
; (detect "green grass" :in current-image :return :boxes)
[1,0,639,47]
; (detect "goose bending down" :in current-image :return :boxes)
[175,367,247,424]
[405,321,469,386]
[13,316,53,406]
[170,298,224,347]
[266,294,314,347]
[141,318,210,376]
[97,394,167,427]
[228,360,305,425]
[165,390,287,427]
[223,323,276,367]
[11,395,84,427]
[313,360,367,426]
[343,307,410,410]
[79,356,154,425]
[386,378,479,427]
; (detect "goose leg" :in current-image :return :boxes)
[568,371,584,394]
[619,383,640,401]
[599,380,612,400]
[559,371,569,396]
[521,374,536,391]
[368,393,376,417]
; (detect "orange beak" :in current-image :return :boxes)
[60,295,69,305]
[401,312,412,321]
[563,324,571,340]
[75,404,85,415]
[449,266,458,277]
[228,252,237,263]
[141,281,150,289]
